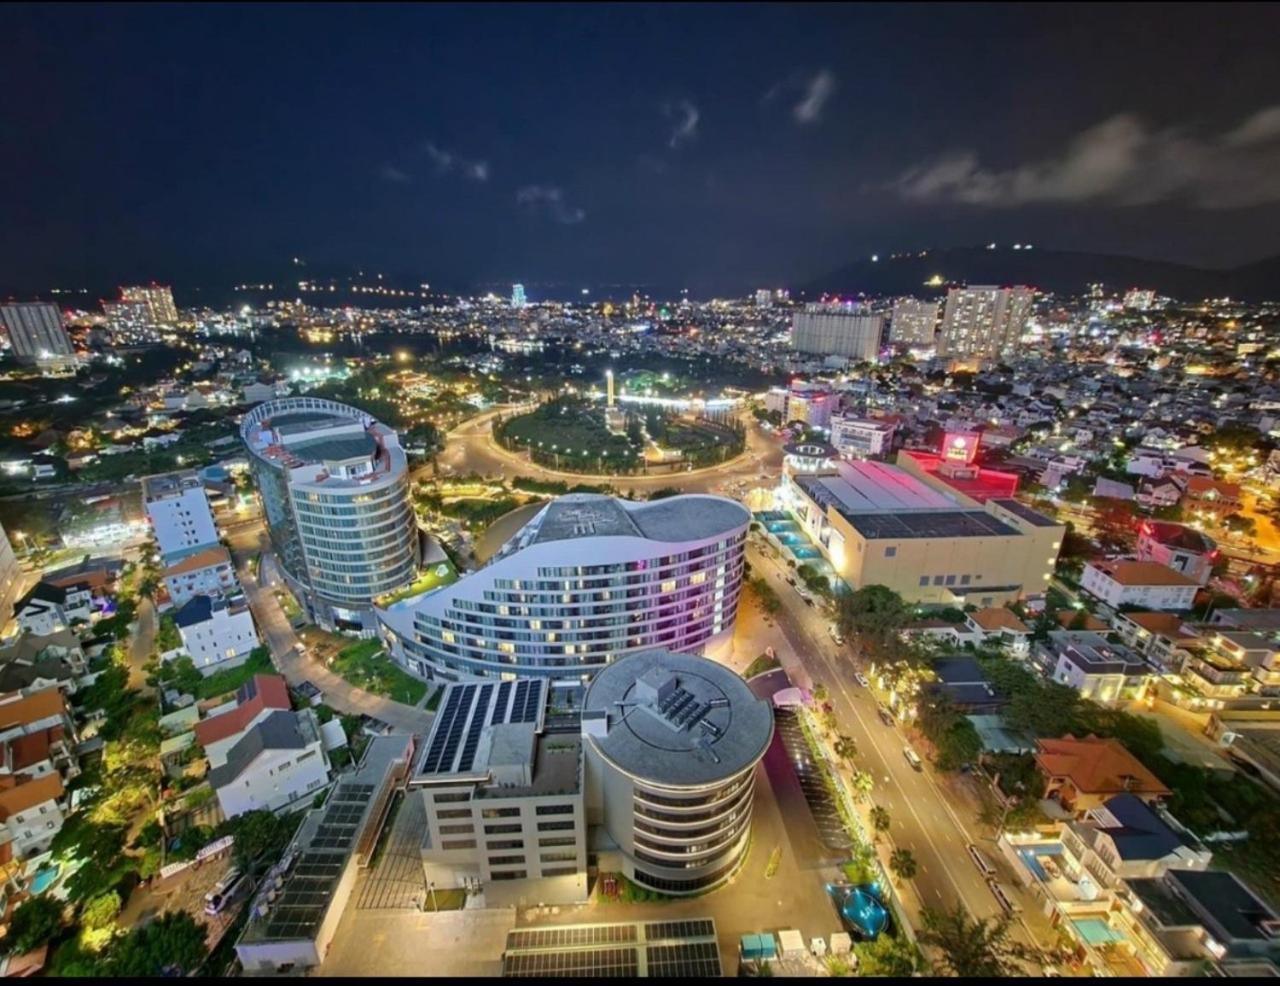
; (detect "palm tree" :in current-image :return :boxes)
[889,847,918,882]
[870,805,891,840]
[918,904,1037,977]
[851,770,874,802]
[833,734,858,763]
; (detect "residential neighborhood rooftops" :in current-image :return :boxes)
[0,772,63,822]
[1087,560,1198,587]
[1035,735,1171,799]
[969,607,1030,633]
[1088,793,1187,861]
[207,710,314,789]
[192,674,291,748]
[161,544,232,577]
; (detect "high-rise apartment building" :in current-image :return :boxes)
[102,298,154,342]
[0,521,20,631]
[788,303,880,361]
[121,284,179,325]
[241,397,420,633]
[377,493,749,687]
[511,283,526,308]
[937,286,1034,359]
[142,470,222,565]
[790,304,884,363]
[0,302,74,365]
[889,297,941,346]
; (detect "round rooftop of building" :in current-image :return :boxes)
[582,649,773,788]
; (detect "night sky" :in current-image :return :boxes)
[4,2,1280,297]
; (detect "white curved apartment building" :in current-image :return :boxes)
[582,649,773,895]
[241,397,420,633]
[377,494,749,685]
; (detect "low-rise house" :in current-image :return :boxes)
[1111,611,1191,663]
[170,594,259,673]
[0,688,79,860]
[13,583,92,637]
[963,607,1031,654]
[208,709,329,819]
[1178,475,1243,522]
[0,631,86,696]
[1209,630,1280,692]
[1048,631,1155,706]
[193,674,292,768]
[1080,560,1199,612]
[1122,869,1280,975]
[160,545,239,607]
[1061,794,1211,888]
[925,656,1005,713]
[1034,735,1171,815]
[1135,521,1217,587]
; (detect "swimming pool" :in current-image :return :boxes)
[827,882,889,940]
[30,865,60,895]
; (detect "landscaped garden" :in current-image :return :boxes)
[328,640,428,706]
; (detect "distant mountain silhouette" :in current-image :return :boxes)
[798,246,1280,302]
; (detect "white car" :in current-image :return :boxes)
[854,672,869,688]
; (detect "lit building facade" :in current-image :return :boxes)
[790,304,883,362]
[889,297,940,345]
[120,284,179,325]
[0,302,74,366]
[937,285,1034,359]
[582,649,773,896]
[241,397,420,633]
[377,494,749,687]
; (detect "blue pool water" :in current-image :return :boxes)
[31,865,59,894]
[827,883,889,940]
[792,547,821,560]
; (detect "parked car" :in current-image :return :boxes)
[828,625,846,646]
[854,672,869,688]
[967,843,996,876]
[876,706,895,727]
[986,878,1021,914]
[903,746,924,771]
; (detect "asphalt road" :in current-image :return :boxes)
[744,539,1048,956]
[227,522,436,734]
[428,405,783,495]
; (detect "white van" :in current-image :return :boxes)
[903,747,923,771]
[204,868,246,916]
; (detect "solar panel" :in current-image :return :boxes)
[422,687,468,773]
[502,920,718,979]
[512,680,531,722]
[435,684,476,771]
[491,680,513,724]
[458,683,494,772]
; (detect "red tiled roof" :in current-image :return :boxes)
[0,689,67,732]
[970,607,1030,633]
[1089,560,1197,588]
[1034,735,1170,798]
[0,773,64,822]
[192,674,290,748]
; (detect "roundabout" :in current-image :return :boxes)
[429,401,784,495]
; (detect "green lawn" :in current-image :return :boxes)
[375,560,460,607]
[196,648,275,701]
[330,641,428,705]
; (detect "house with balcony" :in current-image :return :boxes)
[1210,630,1280,692]
[1047,632,1156,707]
[1035,735,1170,816]
[1110,611,1197,668]
[1177,475,1243,523]
[962,607,1032,655]
[1080,560,1199,612]
[12,582,92,637]
[1135,522,1217,587]
[0,688,79,860]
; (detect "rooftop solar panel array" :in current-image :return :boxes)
[501,919,720,979]
[420,679,547,776]
[256,852,344,941]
